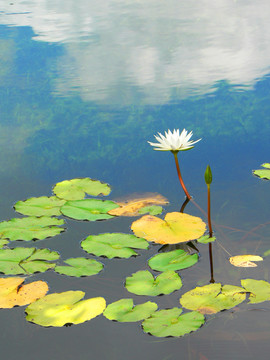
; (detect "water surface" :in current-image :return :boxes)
[0,1,270,359]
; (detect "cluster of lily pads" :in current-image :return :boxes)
[0,174,269,337]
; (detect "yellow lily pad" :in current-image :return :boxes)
[108,193,168,216]
[131,212,206,244]
[0,277,48,308]
[25,291,106,327]
[229,255,263,267]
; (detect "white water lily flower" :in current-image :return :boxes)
[148,129,201,152]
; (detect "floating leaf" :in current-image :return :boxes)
[81,233,149,259]
[108,194,168,216]
[0,216,65,241]
[241,279,270,304]
[253,163,270,180]
[142,307,205,337]
[53,178,111,200]
[125,270,182,296]
[229,255,263,267]
[14,196,66,217]
[103,299,158,322]
[0,277,48,308]
[138,205,163,215]
[0,247,59,275]
[131,212,206,244]
[55,257,103,277]
[197,235,216,244]
[25,291,106,327]
[60,199,118,221]
[148,249,198,272]
[180,283,246,314]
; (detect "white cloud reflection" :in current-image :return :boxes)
[1,0,270,104]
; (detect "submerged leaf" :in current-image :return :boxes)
[142,307,205,337]
[103,299,158,322]
[0,277,48,308]
[14,196,66,217]
[25,291,106,327]
[229,255,263,267]
[0,216,65,241]
[241,279,270,304]
[0,247,59,275]
[148,249,198,272]
[131,212,206,244]
[60,199,118,221]
[81,233,149,259]
[108,194,168,216]
[263,249,270,257]
[125,270,182,296]
[253,163,270,180]
[53,178,111,200]
[180,283,246,314]
[55,257,103,277]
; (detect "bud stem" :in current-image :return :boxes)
[207,184,213,237]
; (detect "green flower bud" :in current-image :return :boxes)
[204,165,212,185]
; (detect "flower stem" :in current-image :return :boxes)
[173,152,192,200]
[180,197,190,213]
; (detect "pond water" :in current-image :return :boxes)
[0,1,270,359]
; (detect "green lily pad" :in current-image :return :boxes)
[103,299,158,322]
[0,247,59,275]
[180,283,246,314]
[197,235,216,244]
[142,307,205,337]
[0,240,8,248]
[54,257,103,277]
[138,205,163,215]
[25,291,106,327]
[0,216,65,241]
[148,249,198,272]
[60,199,119,221]
[81,233,149,259]
[253,163,270,180]
[241,279,270,304]
[53,178,111,200]
[125,270,182,296]
[14,196,66,217]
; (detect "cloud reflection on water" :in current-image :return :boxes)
[1,0,270,103]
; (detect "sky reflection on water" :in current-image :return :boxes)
[1,0,270,104]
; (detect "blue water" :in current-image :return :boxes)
[0,1,270,359]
